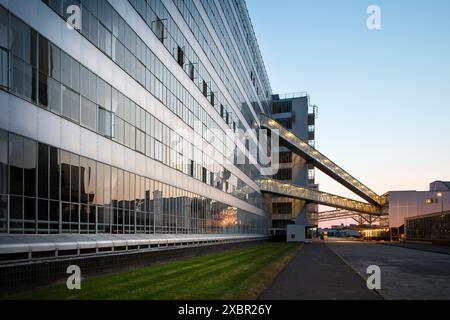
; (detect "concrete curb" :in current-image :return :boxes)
[380,243,450,256]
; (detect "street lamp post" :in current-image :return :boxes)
[437,192,444,212]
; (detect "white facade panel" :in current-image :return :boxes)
[37,107,61,147]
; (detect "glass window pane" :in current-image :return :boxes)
[89,70,96,102]
[10,195,23,232]
[0,130,8,195]
[61,51,71,87]
[12,56,37,102]
[111,166,117,206]
[38,143,49,199]
[38,35,49,76]
[38,199,49,232]
[96,163,104,206]
[10,16,37,66]
[123,171,129,209]
[0,195,8,232]
[48,76,61,114]
[0,6,8,49]
[89,10,98,45]
[81,97,97,131]
[60,150,71,202]
[98,23,109,56]
[80,65,89,97]
[81,4,90,40]
[84,0,97,15]
[49,43,61,81]
[114,116,124,144]
[104,164,111,205]
[70,153,80,203]
[80,157,89,204]
[24,197,36,233]
[97,77,105,107]
[104,83,111,111]
[48,0,63,16]
[0,47,8,89]
[23,138,37,198]
[49,200,59,232]
[62,86,80,122]
[118,171,126,213]
[71,58,80,92]
[9,134,23,196]
[38,72,49,107]
[98,0,112,31]
[49,146,59,200]
[98,107,111,137]
[87,160,96,205]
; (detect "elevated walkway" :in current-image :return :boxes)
[257,179,382,215]
[260,114,385,206]
[317,209,382,224]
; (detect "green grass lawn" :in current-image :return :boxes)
[8,242,300,300]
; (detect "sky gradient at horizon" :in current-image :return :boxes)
[246,0,450,227]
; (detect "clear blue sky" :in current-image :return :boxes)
[247,0,450,206]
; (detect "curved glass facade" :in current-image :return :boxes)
[0,0,272,237]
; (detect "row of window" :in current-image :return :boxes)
[131,0,262,129]
[0,129,267,235]
[199,0,271,112]
[227,0,272,104]
[42,0,244,151]
[406,214,450,241]
[40,0,263,184]
[0,6,263,208]
[135,0,268,128]
[221,0,271,105]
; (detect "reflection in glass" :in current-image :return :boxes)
[9,134,23,196]
[23,138,36,198]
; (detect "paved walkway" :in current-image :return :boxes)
[259,243,381,300]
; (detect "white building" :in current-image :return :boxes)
[388,181,450,228]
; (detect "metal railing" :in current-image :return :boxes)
[317,209,361,222]
[257,178,382,215]
[272,92,308,100]
[260,114,385,206]
[317,209,384,224]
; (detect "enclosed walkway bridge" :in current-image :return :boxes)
[257,179,382,215]
[317,209,383,225]
[258,115,387,218]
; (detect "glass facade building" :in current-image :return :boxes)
[0,0,272,240]
[406,211,450,244]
